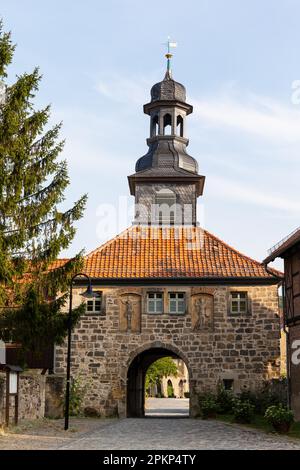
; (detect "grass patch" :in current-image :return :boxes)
[216,413,300,439]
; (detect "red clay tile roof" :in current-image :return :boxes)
[48,259,70,270]
[65,226,280,281]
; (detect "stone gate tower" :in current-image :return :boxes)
[54,56,281,419]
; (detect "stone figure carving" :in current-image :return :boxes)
[120,295,141,333]
[120,298,134,331]
[192,294,213,331]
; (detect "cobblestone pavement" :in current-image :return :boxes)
[59,418,300,450]
[1,399,300,450]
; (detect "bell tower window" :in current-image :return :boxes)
[163,113,172,135]
[151,115,159,137]
[176,115,183,137]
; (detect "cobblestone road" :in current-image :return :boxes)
[59,399,300,450]
[1,399,300,450]
[59,417,300,450]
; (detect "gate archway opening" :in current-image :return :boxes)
[126,347,190,418]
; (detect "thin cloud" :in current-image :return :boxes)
[209,175,300,214]
[96,75,300,143]
[192,91,300,143]
[95,75,153,105]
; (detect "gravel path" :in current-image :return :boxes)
[0,418,115,450]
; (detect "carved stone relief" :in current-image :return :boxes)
[119,293,141,333]
[191,293,214,332]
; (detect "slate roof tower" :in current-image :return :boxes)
[128,64,205,226]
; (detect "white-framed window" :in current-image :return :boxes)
[169,292,186,314]
[230,292,247,314]
[147,292,163,314]
[86,293,102,314]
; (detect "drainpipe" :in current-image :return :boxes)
[263,263,291,408]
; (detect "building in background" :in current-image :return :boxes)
[146,358,189,398]
[264,227,300,421]
[161,359,189,398]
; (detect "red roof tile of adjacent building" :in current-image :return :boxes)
[63,226,280,281]
[48,259,70,270]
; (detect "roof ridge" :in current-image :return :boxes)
[202,228,266,267]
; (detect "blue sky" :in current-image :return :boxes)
[2,0,300,268]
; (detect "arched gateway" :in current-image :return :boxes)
[126,343,191,417]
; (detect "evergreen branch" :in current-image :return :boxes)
[0,21,15,77]
[12,161,68,204]
[2,194,87,237]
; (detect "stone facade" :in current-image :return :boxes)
[54,284,280,418]
[44,375,65,419]
[0,373,65,425]
[0,372,46,424]
[161,359,189,398]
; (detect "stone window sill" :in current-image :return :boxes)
[227,312,252,317]
[145,312,187,316]
[85,311,106,317]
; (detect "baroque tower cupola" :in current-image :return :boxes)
[128,42,205,226]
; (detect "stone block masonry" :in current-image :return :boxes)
[45,375,65,419]
[0,373,65,424]
[0,372,45,424]
[55,284,281,418]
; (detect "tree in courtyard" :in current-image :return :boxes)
[0,20,87,357]
[145,357,178,396]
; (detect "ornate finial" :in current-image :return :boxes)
[164,36,177,79]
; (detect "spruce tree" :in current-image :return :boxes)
[0,21,87,355]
